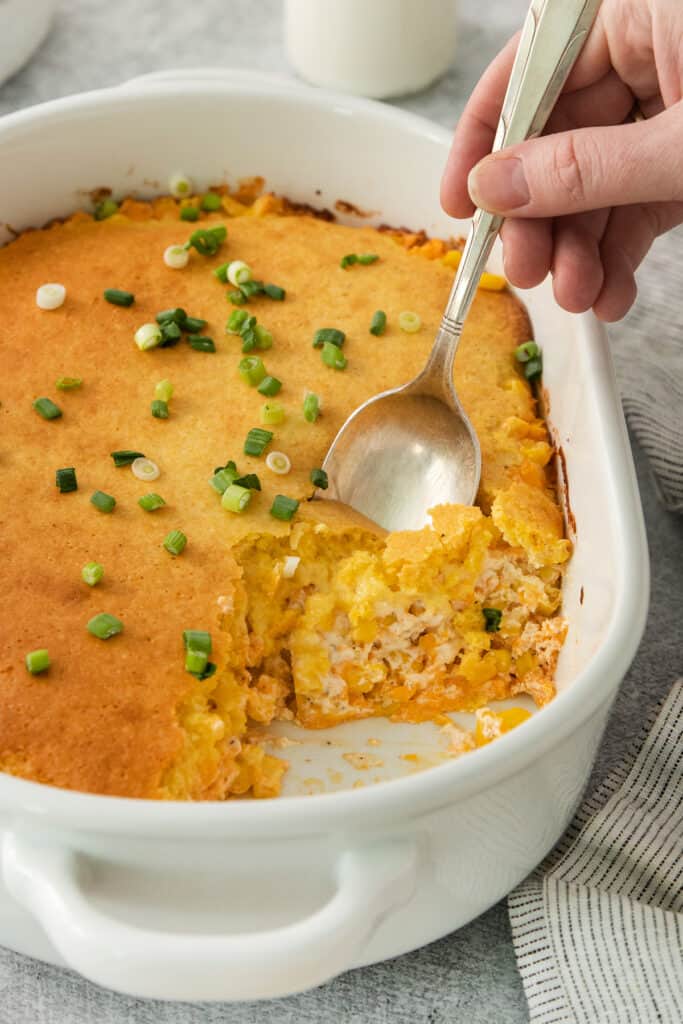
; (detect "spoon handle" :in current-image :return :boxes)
[426,0,603,388]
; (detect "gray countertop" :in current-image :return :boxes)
[0,2,681,1022]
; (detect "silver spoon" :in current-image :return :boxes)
[322,0,602,532]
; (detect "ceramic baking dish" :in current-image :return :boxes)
[0,69,649,1002]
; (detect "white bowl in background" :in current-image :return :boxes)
[0,69,649,1002]
[0,0,54,87]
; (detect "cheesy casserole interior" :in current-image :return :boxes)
[0,181,570,800]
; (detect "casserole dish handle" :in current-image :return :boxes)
[3,828,418,1001]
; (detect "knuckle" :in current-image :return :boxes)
[549,133,598,206]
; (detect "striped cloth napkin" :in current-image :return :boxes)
[509,680,683,1023]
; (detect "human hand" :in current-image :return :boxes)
[441,0,683,321]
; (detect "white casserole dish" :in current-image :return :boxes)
[0,69,649,1002]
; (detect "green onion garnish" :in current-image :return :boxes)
[200,193,222,211]
[310,468,328,489]
[398,311,422,334]
[221,483,252,513]
[186,225,226,256]
[263,283,285,301]
[261,402,285,426]
[90,490,116,513]
[155,379,173,403]
[483,608,502,632]
[227,290,247,306]
[180,205,199,222]
[25,648,50,674]
[303,392,321,422]
[244,427,273,457]
[111,450,145,467]
[94,197,119,220]
[156,307,187,326]
[370,310,387,336]
[227,260,253,287]
[194,662,217,680]
[183,629,212,654]
[183,315,208,333]
[514,341,540,363]
[185,649,208,674]
[226,309,249,334]
[188,336,216,353]
[239,279,264,299]
[313,328,345,349]
[163,529,187,556]
[214,262,230,283]
[270,495,299,522]
[524,358,543,382]
[257,375,282,397]
[239,356,266,387]
[213,459,237,476]
[340,253,379,269]
[159,322,182,347]
[56,467,77,493]
[321,342,347,370]
[33,397,62,420]
[134,323,163,351]
[82,561,104,586]
[138,492,166,511]
[56,376,83,391]
[87,613,123,640]
[233,473,261,491]
[209,466,238,494]
[104,288,135,307]
[151,399,169,419]
[358,253,379,265]
[340,254,357,269]
[251,324,271,351]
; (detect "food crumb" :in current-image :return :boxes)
[343,752,384,771]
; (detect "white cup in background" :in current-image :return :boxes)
[284,0,458,99]
[0,0,55,87]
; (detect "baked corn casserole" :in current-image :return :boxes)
[0,179,570,799]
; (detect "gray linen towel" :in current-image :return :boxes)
[509,679,683,1024]
[610,226,683,514]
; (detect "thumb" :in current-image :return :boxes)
[466,109,683,218]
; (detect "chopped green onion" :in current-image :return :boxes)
[515,341,541,363]
[155,379,173,403]
[87,613,123,640]
[156,307,187,326]
[227,260,253,287]
[131,457,160,481]
[185,648,208,674]
[138,492,166,511]
[82,561,104,586]
[186,225,226,256]
[164,245,190,270]
[33,397,62,420]
[244,427,273,457]
[227,290,247,306]
[263,283,285,301]
[182,629,212,654]
[265,451,291,475]
[254,324,273,350]
[90,490,116,513]
[135,323,163,351]
[340,252,379,268]
[194,661,217,680]
[340,254,358,269]
[483,608,502,632]
[56,376,83,391]
[214,262,230,283]
[200,192,223,211]
[169,172,193,198]
[358,253,379,265]
[25,648,50,674]
[180,205,199,222]
[313,327,345,349]
[321,342,347,370]
[221,483,252,513]
[163,529,187,556]
[151,399,169,419]
[159,321,182,347]
[261,402,285,426]
[209,466,238,494]
[226,308,249,334]
[36,283,66,310]
[398,311,422,334]
[214,459,237,475]
[303,391,321,422]
[257,375,282,397]
[370,310,387,336]
[239,279,265,299]
[111,450,145,467]
[310,468,328,489]
[188,335,216,352]
[94,197,119,220]
[55,467,77,493]
[233,473,261,491]
[239,356,266,386]
[270,494,299,521]
[183,315,208,333]
[524,358,543,382]
[103,288,134,307]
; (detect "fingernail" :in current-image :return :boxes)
[467,156,530,212]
